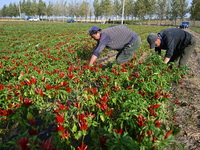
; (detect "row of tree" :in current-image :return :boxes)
[0,0,199,22]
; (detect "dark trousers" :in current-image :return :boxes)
[116,36,141,64]
[169,35,196,66]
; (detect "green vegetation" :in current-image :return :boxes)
[1,0,198,23]
[191,27,200,33]
[0,22,189,150]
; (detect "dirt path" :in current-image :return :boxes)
[170,28,200,150]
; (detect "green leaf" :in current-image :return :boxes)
[74,131,83,140]
[72,124,77,132]
[100,113,105,122]
[111,98,116,104]
[27,112,33,119]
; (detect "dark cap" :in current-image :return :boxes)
[89,26,101,35]
[147,33,158,49]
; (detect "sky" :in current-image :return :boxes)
[0,0,193,14]
[1,0,20,8]
[0,0,51,8]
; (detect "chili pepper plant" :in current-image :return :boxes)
[0,22,188,150]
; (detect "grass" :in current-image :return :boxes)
[191,27,200,33]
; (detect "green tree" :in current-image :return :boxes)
[30,0,38,16]
[45,1,53,21]
[100,0,112,20]
[53,1,61,21]
[1,5,8,17]
[165,1,172,20]
[79,1,90,21]
[59,0,67,22]
[89,2,93,22]
[38,0,46,19]
[142,0,156,25]
[23,0,33,17]
[130,1,138,20]
[156,0,167,25]
[190,0,200,20]
[124,0,133,19]
[20,0,26,15]
[113,0,122,19]
[1,3,19,18]
[93,0,102,20]
[134,0,146,21]
[170,0,179,25]
[67,0,78,19]
[7,3,15,17]
[13,3,20,17]
[178,0,189,21]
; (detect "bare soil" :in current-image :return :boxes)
[169,29,200,150]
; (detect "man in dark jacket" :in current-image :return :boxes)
[147,28,196,66]
[88,25,141,65]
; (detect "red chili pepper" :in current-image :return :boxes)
[17,137,30,150]
[55,113,65,123]
[147,130,152,138]
[78,142,88,150]
[152,137,156,142]
[152,146,156,150]
[113,127,123,134]
[154,120,161,128]
[137,114,146,126]
[98,136,107,147]
[165,130,172,139]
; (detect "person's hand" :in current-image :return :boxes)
[163,57,170,64]
[89,55,98,66]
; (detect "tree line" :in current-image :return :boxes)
[0,0,199,22]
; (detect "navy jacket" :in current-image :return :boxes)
[155,28,192,58]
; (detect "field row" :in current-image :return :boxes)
[0,22,187,150]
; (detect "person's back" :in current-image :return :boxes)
[159,28,192,50]
[147,28,196,66]
[102,26,138,50]
[88,25,141,65]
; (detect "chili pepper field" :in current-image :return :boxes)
[0,21,189,150]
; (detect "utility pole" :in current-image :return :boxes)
[18,0,21,18]
[121,0,125,24]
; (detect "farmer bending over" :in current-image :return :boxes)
[147,28,196,66]
[88,25,141,66]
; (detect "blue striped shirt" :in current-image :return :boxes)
[92,26,138,57]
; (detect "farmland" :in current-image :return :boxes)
[0,21,195,149]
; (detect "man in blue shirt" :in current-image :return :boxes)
[88,25,141,65]
[147,28,196,66]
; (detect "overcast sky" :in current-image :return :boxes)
[1,0,19,8]
[0,0,51,8]
[0,0,193,17]
[0,0,193,8]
